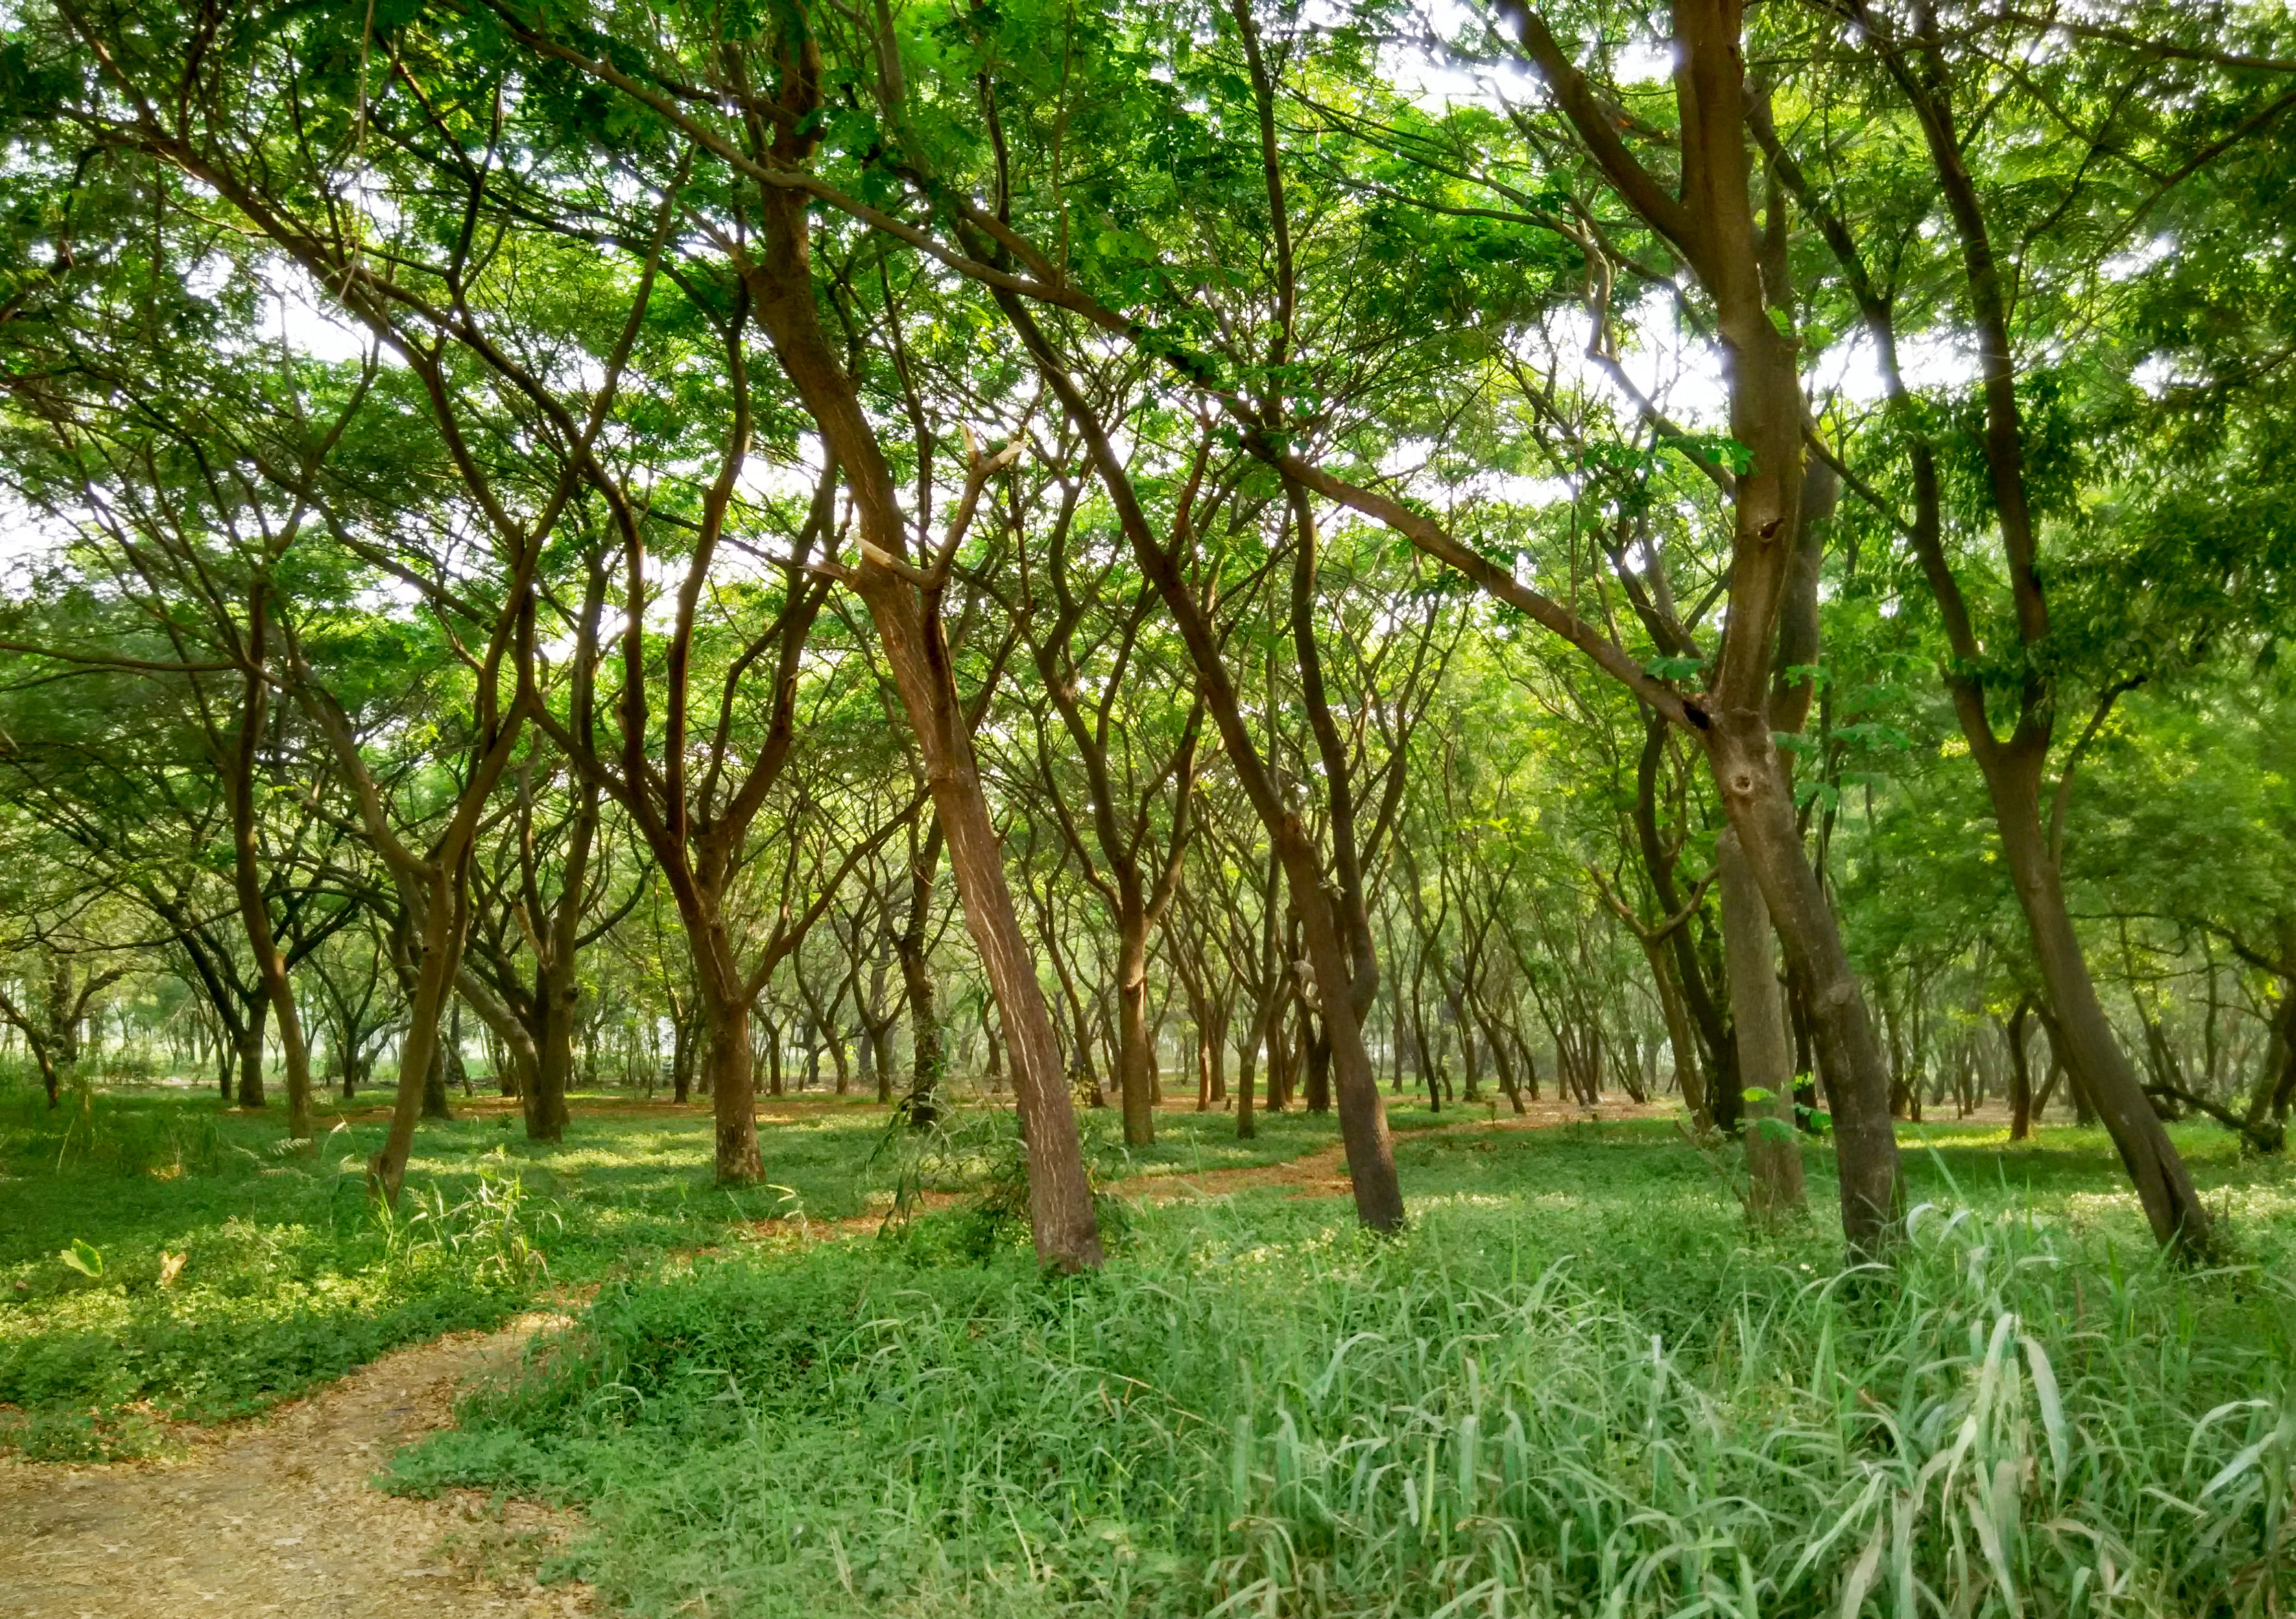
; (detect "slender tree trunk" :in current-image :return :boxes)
[899,955,941,1114]
[996,289,1400,1232]
[2243,972,2295,1149]
[1116,906,1156,1147]
[32,1039,61,1108]
[671,1004,696,1104]
[896,820,947,1128]
[1642,937,1708,1130]
[1717,829,1805,1218]
[369,883,462,1203]
[755,261,1098,1267]
[1705,717,1899,1252]
[2008,1004,2035,1142]
[228,586,315,1142]
[1235,1017,1258,1139]
[1983,747,2211,1252]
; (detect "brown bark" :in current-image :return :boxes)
[1705,715,1899,1248]
[995,295,1402,1230]
[234,998,268,1110]
[741,92,1099,1263]
[370,876,469,1202]
[704,991,761,1183]
[1763,10,2210,1256]
[1716,828,1805,1216]
[2005,998,2036,1142]
[1194,0,1910,1253]
[227,581,315,1141]
[896,813,946,1127]
[1992,747,2211,1249]
[457,968,542,1114]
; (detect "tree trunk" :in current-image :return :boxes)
[528,971,573,1142]
[672,1005,696,1104]
[1304,1016,1332,1114]
[2244,977,2296,1147]
[1716,828,1805,1218]
[703,986,761,1183]
[895,816,947,1128]
[1984,746,2211,1255]
[1235,1018,1258,1139]
[1116,907,1155,1147]
[2004,999,2036,1142]
[235,996,268,1109]
[228,585,316,1142]
[748,152,1101,1267]
[32,1038,61,1108]
[368,882,462,1204]
[1705,716,1900,1254]
[422,998,458,1120]
[1640,936,1709,1131]
[996,286,1400,1233]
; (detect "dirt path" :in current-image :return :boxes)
[0,1314,591,1618]
[0,1098,1666,1617]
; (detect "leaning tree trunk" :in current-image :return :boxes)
[1985,746,2213,1255]
[750,182,1102,1272]
[1637,936,1709,1131]
[995,286,1401,1231]
[456,968,542,1119]
[1705,715,1901,1255]
[369,883,462,1204]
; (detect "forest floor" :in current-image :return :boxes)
[0,1089,2199,1619]
[0,1314,591,1617]
[0,1093,1660,1619]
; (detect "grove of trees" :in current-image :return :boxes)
[2,0,2292,1271]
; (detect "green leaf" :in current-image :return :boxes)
[59,1238,103,1278]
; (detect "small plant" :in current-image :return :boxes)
[375,1153,561,1286]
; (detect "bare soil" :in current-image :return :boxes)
[0,1315,591,1618]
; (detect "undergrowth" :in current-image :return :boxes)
[387,1137,2296,1618]
[0,1080,1320,1459]
[0,1085,905,1458]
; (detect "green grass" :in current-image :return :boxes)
[0,1082,925,1457]
[15,1074,2296,1615]
[385,1118,2296,1618]
[0,1074,1426,1459]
